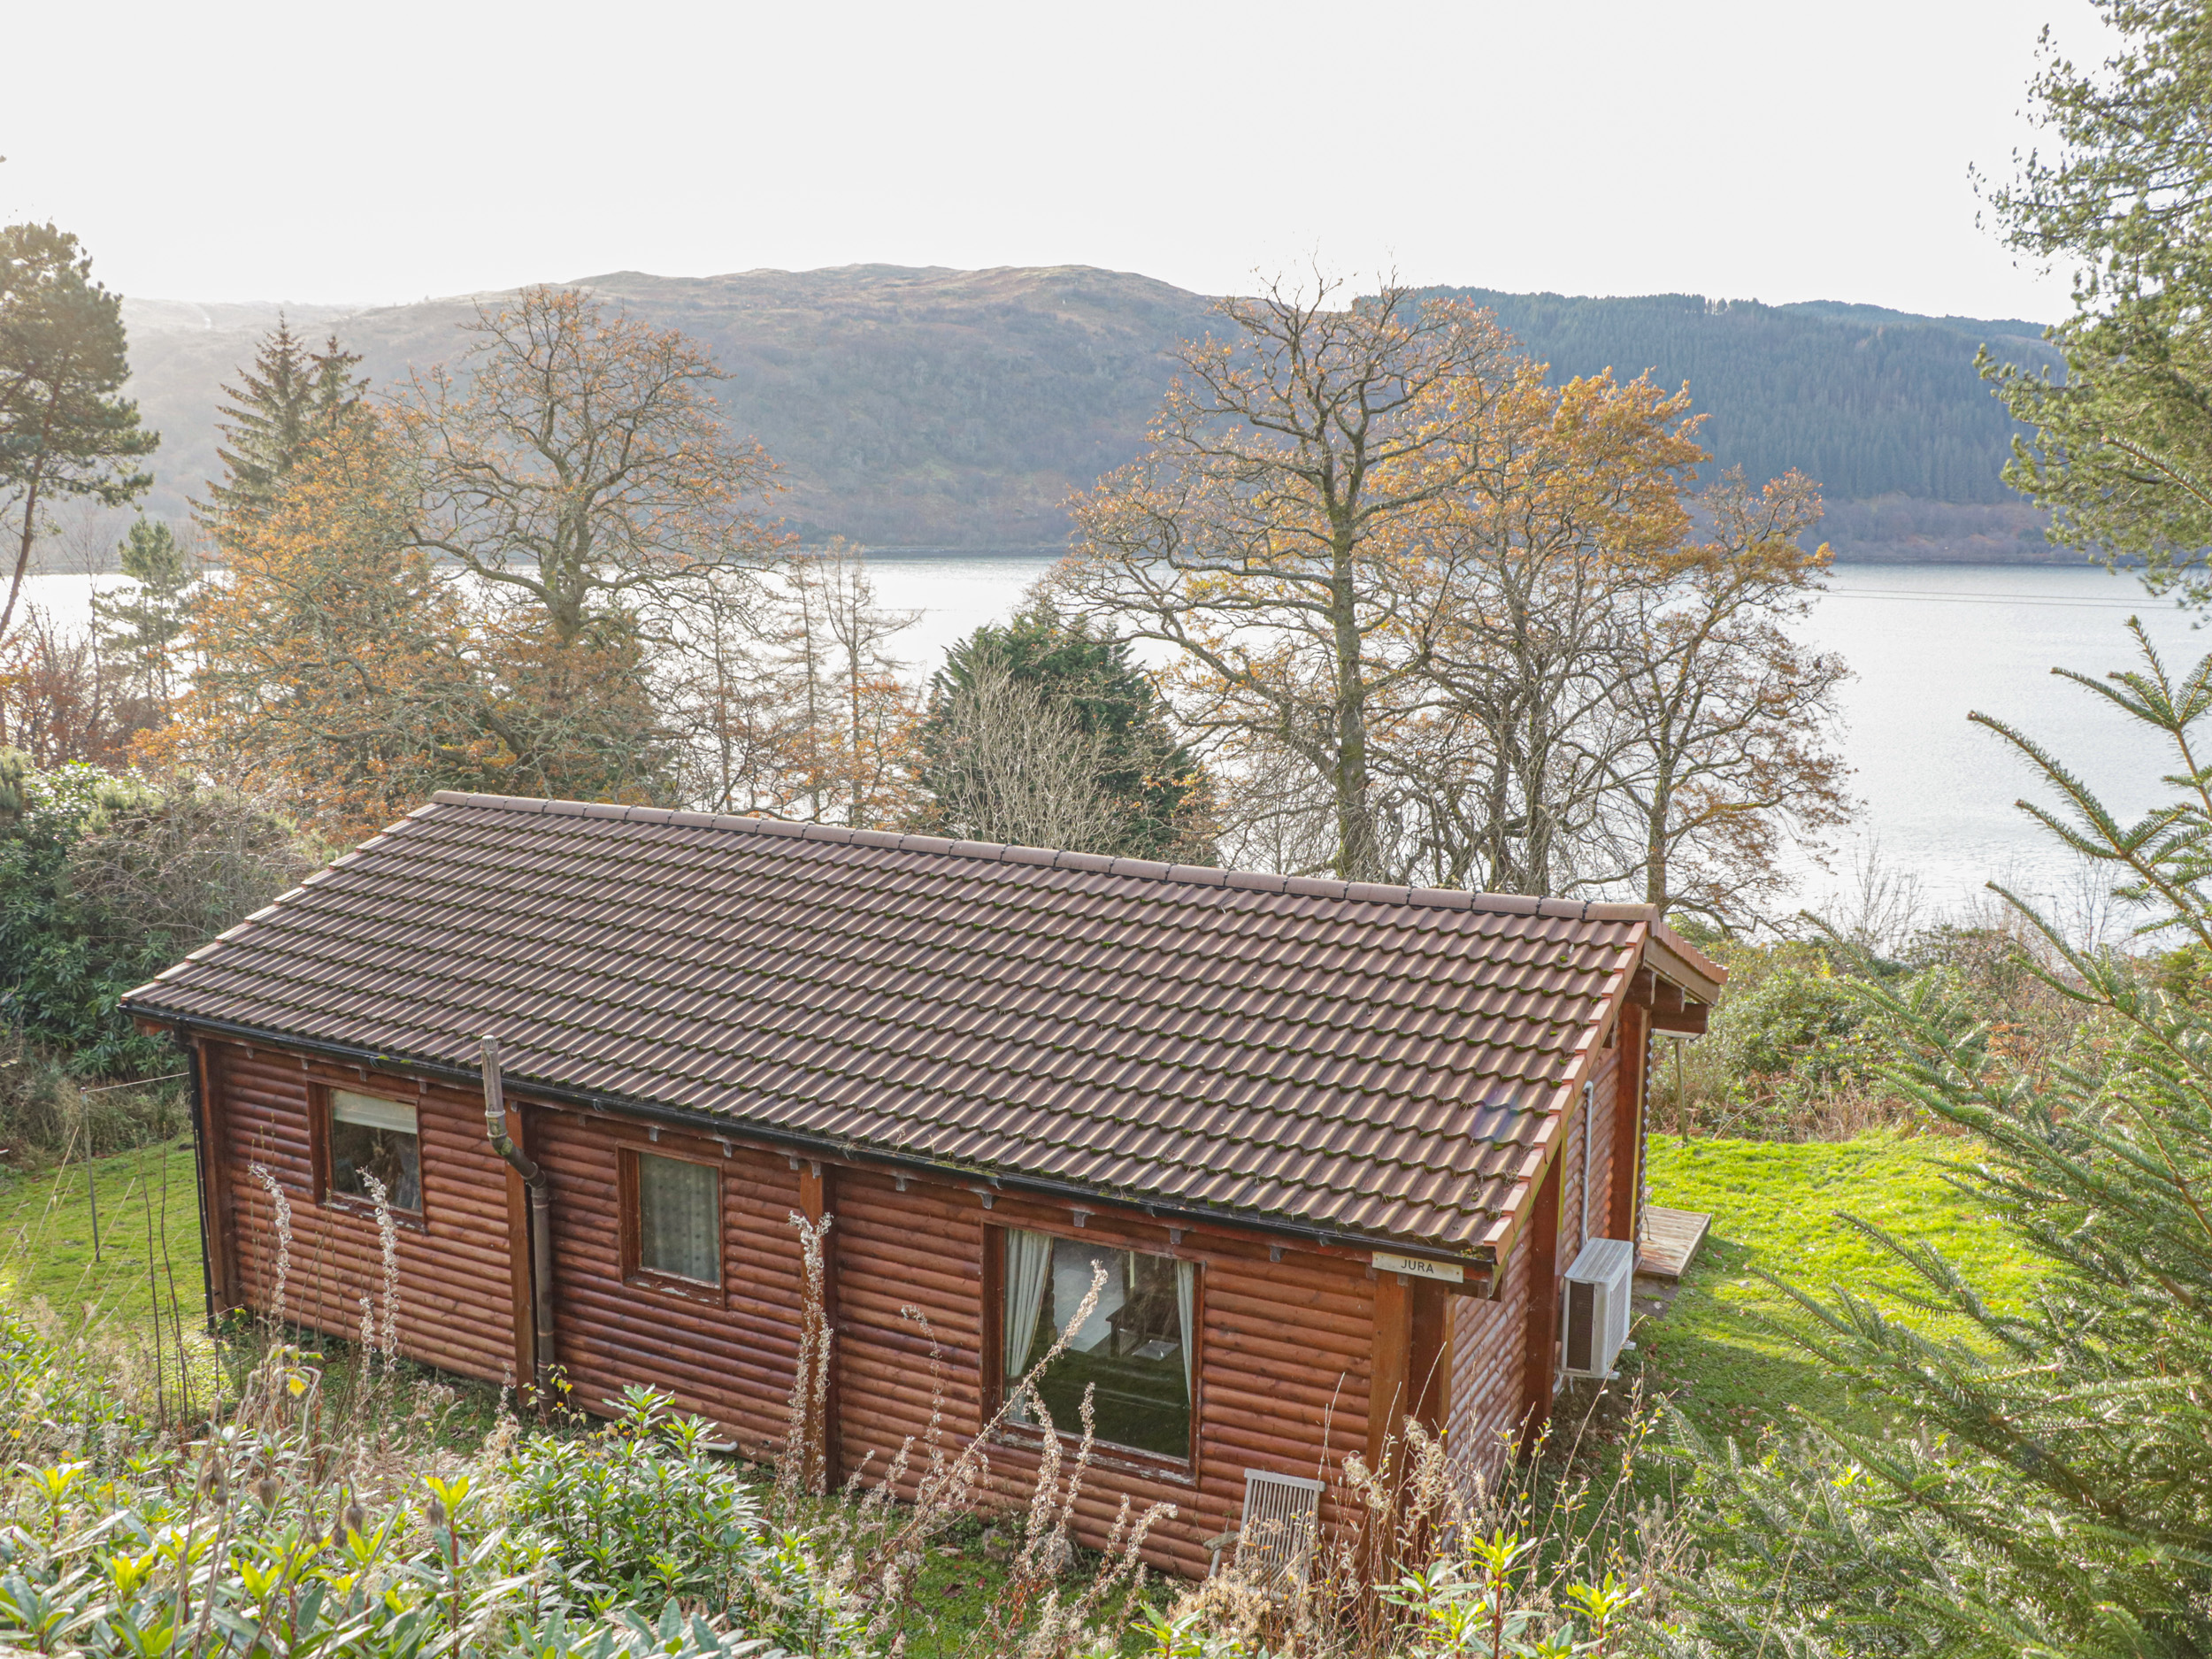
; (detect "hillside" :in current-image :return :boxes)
[110,266,2062,561]
[1447,288,2064,563]
[119,266,1217,550]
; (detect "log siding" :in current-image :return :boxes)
[191,987,1656,1576]
[531,1107,805,1459]
[209,1039,518,1386]
[1447,1033,1629,1475]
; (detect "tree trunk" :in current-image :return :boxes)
[0,465,43,646]
[1644,779,1671,911]
[1330,539,1373,882]
[0,391,64,645]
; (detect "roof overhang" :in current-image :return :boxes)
[1483,918,1724,1260]
[136,1008,1502,1290]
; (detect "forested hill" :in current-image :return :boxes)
[121,267,1218,551]
[1440,289,2057,504]
[116,266,2062,562]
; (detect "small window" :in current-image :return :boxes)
[1002,1231,1194,1461]
[634,1152,721,1286]
[327,1090,422,1212]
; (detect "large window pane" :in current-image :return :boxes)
[1010,1234,1192,1460]
[328,1091,421,1211]
[637,1153,719,1285]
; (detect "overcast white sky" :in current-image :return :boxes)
[4,0,2108,319]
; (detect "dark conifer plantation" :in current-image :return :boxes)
[1432,288,2057,504]
[196,319,366,534]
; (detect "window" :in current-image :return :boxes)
[1002,1231,1194,1461]
[326,1090,422,1212]
[632,1151,721,1286]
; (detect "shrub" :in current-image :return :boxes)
[1665,939,1890,1138]
[506,1385,765,1606]
[0,753,310,1087]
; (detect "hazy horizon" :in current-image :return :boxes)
[7,0,2110,324]
[114,264,2063,333]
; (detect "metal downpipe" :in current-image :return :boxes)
[480,1035,557,1395]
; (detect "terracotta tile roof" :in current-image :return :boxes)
[124,793,1717,1256]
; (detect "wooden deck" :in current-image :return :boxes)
[1636,1205,1711,1281]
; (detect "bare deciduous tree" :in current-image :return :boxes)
[1596,469,1853,924]
[1065,275,1525,881]
[924,662,1122,851]
[1385,372,1701,895]
[671,541,920,826]
[0,603,157,767]
[396,285,786,645]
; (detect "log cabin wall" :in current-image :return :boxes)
[202,1042,1401,1578]
[1563,1043,1623,1275]
[527,1104,804,1459]
[1444,1038,1625,1478]
[1447,1229,1532,1475]
[205,1038,519,1386]
[829,1173,1374,1579]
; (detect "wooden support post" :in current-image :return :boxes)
[1409,1280,1451,1434]
[1367,1268,1411,1470]
[1609,1002,1649,1245]
[1517,1150,1565,1455]
[799,1162,841,1490]
[1365,1268,1414,1578]
[192,1036,240,1314]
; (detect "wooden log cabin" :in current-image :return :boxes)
[123,792,1720,1577]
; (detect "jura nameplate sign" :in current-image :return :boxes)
[1372,1252,1464,1284]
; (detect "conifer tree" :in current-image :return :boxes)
[914,601,1214,862]
[197,319,365,536]
[1671,621,2212,1657]
[0,222,157,641]
[1981,0,2212,602]
[92,516,195,706]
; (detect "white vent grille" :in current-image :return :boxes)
[1234,1468,1324,1586]
[1562,1236,1636,1379]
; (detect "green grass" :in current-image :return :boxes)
[0,1136,205,1336]
[2,1129,2047,1516]
[1636,1129,2047,1441]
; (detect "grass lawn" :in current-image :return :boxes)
[0,1135,205,1336]
[1636,1128,2047,1443]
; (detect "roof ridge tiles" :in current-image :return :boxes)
[416,794,1621,927]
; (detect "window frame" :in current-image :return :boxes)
[618,1144,727,1306]
[984,1223,1202,1476]
[311,1084,426,1227]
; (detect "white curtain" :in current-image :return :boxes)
[1003,1229,1054,1404]
[638,1155,719,1284]
[1175,1258,1195,1400]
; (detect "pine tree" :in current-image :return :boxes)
[197,319,365,537]
[91,516,195,706]
[1671,621,2212,1658]
[0,222,157,642]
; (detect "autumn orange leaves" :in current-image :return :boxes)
[164,288,795,842]
[1064,276,1847,919]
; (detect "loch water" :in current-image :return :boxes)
[22,558,2200,921]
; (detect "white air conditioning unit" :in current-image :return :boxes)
[1561,1237,1636,1379]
